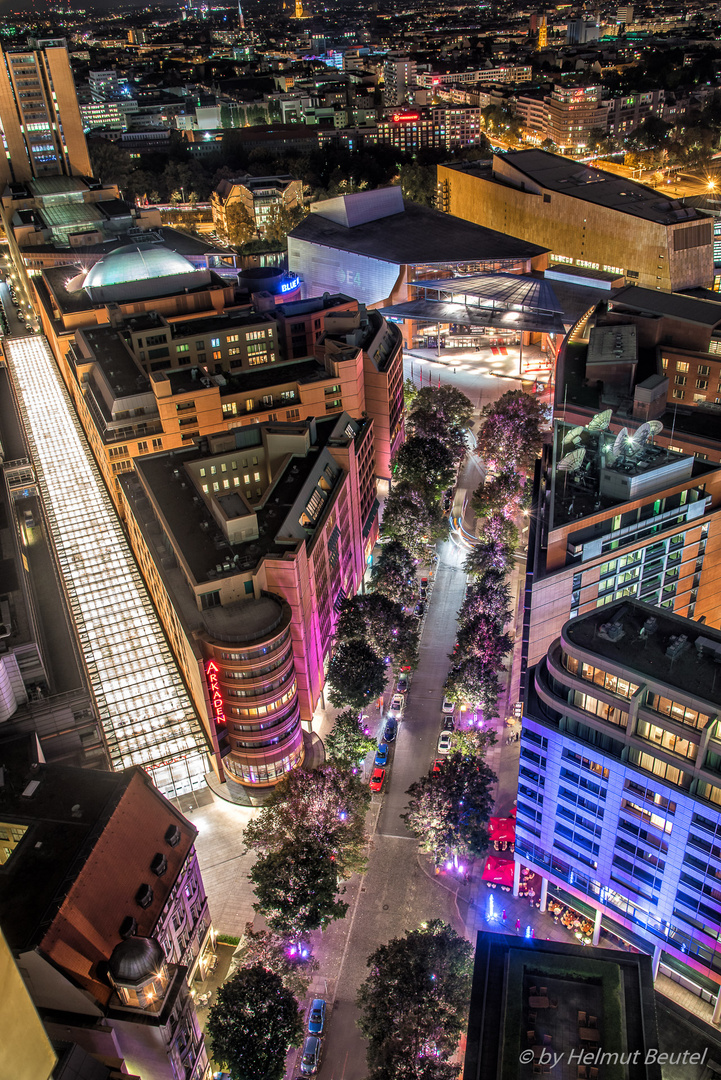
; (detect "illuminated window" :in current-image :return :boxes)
[677,361,690,373]
[211,338,220,347]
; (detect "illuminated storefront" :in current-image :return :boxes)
[5,335,210,798]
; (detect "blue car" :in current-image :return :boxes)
[308,998,326,1035]
[374,743,389,767]
[384,718,397,742]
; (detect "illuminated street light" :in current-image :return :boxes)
[5,335,210,799]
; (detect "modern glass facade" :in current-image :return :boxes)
[519,600,721,998]
[5,335,210,798]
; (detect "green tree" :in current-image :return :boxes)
[402,752,497,865]
[458,571,511,627]
[400,163,436,206]
[207,964,303,1080]
[327,638,387,711]
[243,763,371,878]
[336,594,418,669]
[225,201,256,245]
[403,377,419,412]
[408,385,474,462]
[382,484,448,558]
[471,468,523,519]
[88,137,133,192]
[250,837,349,939]
[476,390,545,472]
[234,923,317,999]
[371,540,417,606]
[326,708,376,770]
[356,921,473,1080]
[444,657,502,718]
[393,435,456,495]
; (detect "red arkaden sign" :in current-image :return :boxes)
[205,660,226,724]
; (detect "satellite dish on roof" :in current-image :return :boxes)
[631,422,652,448]
[613,427,630,456]
[587,408,612,432]
[563,426,584,446]
[557,448,586,472]
[647,419,663,440]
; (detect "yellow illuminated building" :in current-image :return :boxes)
[0,928,56,1080]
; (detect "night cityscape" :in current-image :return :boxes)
[2,1,721,1079]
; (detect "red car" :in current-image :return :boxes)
[431,758,444,774]
[369,767,386,792]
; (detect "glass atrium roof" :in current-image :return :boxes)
[5,336,210,799]
[82,244,198,289]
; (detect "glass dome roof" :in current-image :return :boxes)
[83,244,198,290]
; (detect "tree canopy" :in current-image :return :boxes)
[393,435,457,495]
[402,752,497,864]
[327,638,388,710]
[356,921,473,1080]
[476,390,545,472]
[336,593,419,670]
[233,923,317,999]
[325,708,376,771]
[243,763,370,878]
[382,483,448,558]
[207,964,303,1080]
[371,539,417,606]
[250,836,349,939]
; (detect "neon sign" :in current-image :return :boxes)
[280,276,300,293]
[205,660,226,725]
[392,112,420,122]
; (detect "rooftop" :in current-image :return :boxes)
[608,284,721,327]
[564,598,721,708]
[289,197,547,265]
[464,932,661,1080]
[447,150,711,227]
[77,326,149,399]
[161,356,330,398]
[128,414,363,582]
[549,416,712,531]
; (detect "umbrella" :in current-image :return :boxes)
[481,855,515,886]
[488,816,516,843]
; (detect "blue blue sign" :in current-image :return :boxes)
[280,276,300,293]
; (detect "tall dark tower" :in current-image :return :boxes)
[238,0,245,28]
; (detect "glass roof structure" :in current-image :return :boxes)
[380,272,567,334]
[5,336,210,800]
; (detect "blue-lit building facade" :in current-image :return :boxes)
[518,598,721,1009]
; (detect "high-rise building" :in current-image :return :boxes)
[118,413,378,798]
[0,43,91,184]
[518,598,721,1009]
[515,416,721,697]
[544,85,609,151]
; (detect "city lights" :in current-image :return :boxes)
[5,336,210,799]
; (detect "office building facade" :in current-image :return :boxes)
[516,417,721,697]
[519,599,721,1006]
[0,44,91,183]
[439,150,714,291]
[119,414,377,797]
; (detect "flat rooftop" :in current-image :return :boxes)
[289,198,548,265]
[550,418,713,531]
[565,598,721,708]
[0,761,130,952]
[165,309,274,340]
[79,326,149,398]
[130,415,355,581]
[609,284,721,327]
[464,932,661,1080]
[274,292,354,317]
[164,356,329,397]
[447,150,712,227]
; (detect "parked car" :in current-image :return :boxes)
[397,675,408,694]
[369,767,386,792]
[23,509,35,528]
[374,743,389,767]
[442,715,455,731]
[383,717,397,742]
[420,576,429,597]
[414,601,425,619]
[442,698,455,715]
[389,693,404,716]
[431,758,444,774]
[308,999,326,1036]
[437,731,453,755]
[300,1037,321,1075]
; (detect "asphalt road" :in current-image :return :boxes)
[304,534,469,1080]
